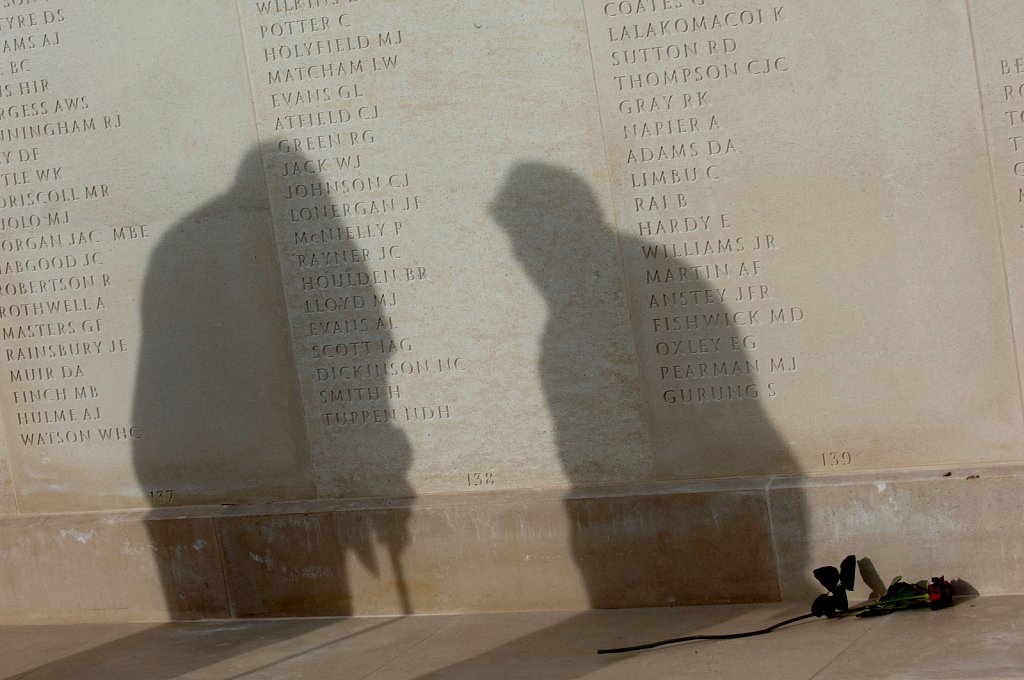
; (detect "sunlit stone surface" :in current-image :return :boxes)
[0,0,1022,621]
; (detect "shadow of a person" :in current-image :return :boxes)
[132,142,413,623]
[412,161,806,678]
[131,146,313,512]
[491,162,803,607]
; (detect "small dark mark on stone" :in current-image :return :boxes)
[943,471,952,477]
[966,475,980,480]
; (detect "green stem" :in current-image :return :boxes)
[597,613,817,654]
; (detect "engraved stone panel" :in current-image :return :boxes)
[582,0,1024,479]
[234,0,652,497]
[0,1,314,511]
[0,0,1023,513]
[968,0,1024,421]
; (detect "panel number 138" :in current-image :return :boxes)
[466,472,494,487]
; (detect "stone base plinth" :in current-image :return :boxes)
[2,463,1020,624]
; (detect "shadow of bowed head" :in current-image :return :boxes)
[488,163,609,271]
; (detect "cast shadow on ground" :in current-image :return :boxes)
[0,618,399,680]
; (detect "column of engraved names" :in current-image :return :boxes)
[248,1,461,433]
[999,55,1024,230]
[595,0,802,407]
[0,3,136,452]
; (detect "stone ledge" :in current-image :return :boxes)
[1,462,1021,623]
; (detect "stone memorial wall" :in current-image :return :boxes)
[1,0,1024,623]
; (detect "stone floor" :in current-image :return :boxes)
[1,596,1021,679]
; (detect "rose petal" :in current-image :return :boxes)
[813,565,841,590]
[840,554,857,591]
